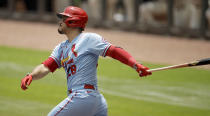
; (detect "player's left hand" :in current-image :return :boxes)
[21,74,33,90]
[135,64,152,77]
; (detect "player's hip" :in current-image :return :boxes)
[48,90,107,116]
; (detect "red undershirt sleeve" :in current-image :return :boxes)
[42,57,59,72]
[105,45,137,68]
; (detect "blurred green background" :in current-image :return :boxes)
[0,46,210,116]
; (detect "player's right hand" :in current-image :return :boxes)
[135,64,152,77]
[21,74,33,90]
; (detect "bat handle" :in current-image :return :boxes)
[147,63,189,72]
[147,67,170,72]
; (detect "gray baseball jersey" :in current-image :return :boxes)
[48,32,110,116]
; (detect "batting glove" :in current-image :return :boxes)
[134,64,152,77]
[21,74,33,90]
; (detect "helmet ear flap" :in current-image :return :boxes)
[64,19,72,27]
[67,20,75,24]
[64,18,71,27]
[64,17,80,27]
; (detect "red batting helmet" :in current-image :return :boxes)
[57,6,88,29]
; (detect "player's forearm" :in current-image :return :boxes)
[105,45,137,68]
[105,45,152,77]
[30,64,50,80]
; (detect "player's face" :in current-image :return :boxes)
[58,16,68,34]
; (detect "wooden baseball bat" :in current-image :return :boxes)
[148,58,210,72]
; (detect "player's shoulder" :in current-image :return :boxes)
[82,32,102,39]
[60,40,69,46]
[55,40,69,49]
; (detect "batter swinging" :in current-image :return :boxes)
[20,6,152,116]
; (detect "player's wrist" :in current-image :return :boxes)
[133,63,152,77]
[133,63,148,71]
[133,63,141,72]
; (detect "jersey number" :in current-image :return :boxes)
[68,64,77,77]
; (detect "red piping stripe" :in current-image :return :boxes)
[102,44,111,57]
[54,92,77,116]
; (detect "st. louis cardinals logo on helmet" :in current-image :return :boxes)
[57,6,88,29]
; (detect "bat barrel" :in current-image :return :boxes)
[189,58,210,66]
[148,63,189,72]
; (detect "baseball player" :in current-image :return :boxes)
[20,6,152,116]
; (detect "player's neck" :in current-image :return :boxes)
[66,30,81,42]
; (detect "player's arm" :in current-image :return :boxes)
[30,64,50,80]
[105,45,151,77]
[21,57,59,90]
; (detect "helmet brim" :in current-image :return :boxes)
[56,13,72,18]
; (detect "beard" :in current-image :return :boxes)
[58,29,64,34]
[58,27,65,34]
[58,22,66,34]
